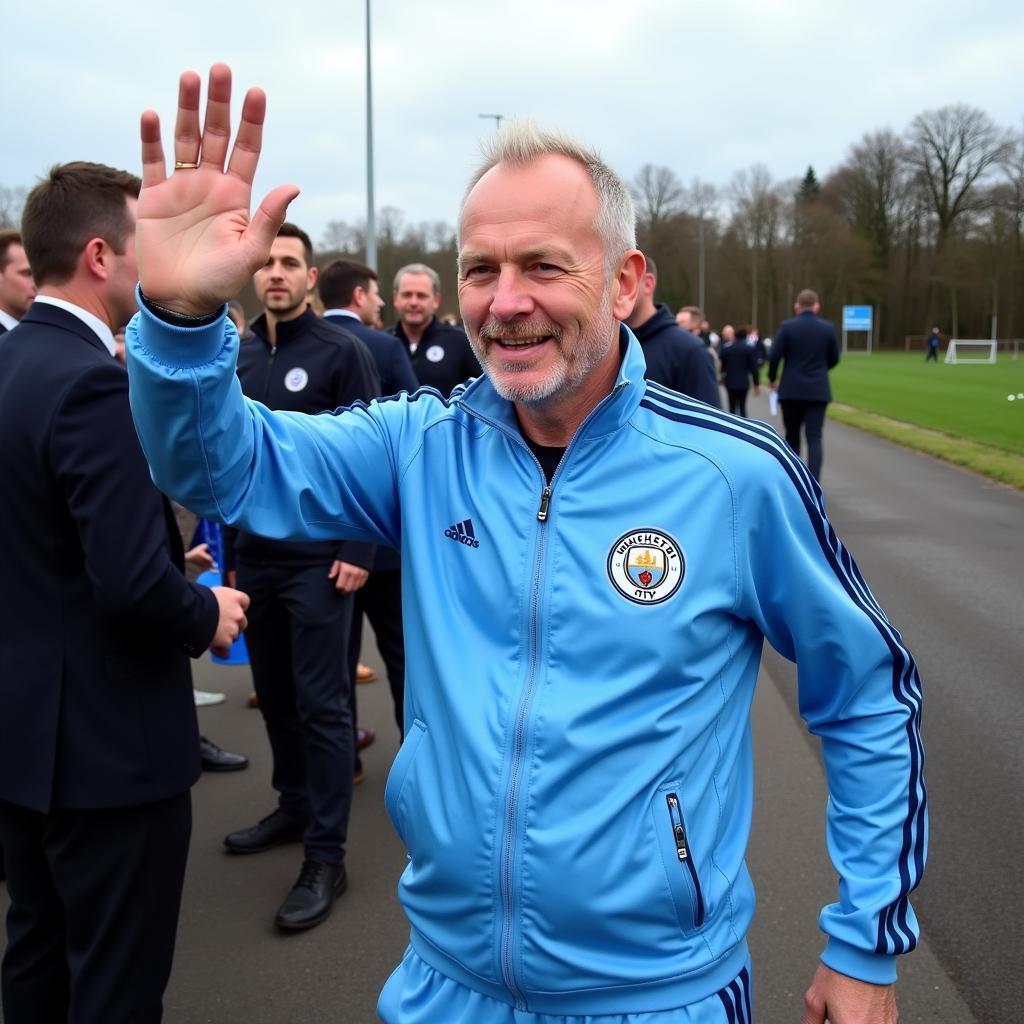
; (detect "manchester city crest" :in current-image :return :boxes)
[606,528,685,605]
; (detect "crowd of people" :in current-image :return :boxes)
[0,63,924,1024]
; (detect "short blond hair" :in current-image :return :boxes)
[459,119,636,272]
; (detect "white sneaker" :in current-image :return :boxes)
[194,689,226,707]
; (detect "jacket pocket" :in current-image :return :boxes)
[653,783,706,933]
[384,719,427,845]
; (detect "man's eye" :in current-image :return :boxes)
[533,263,561,274]
[464,265,493,277]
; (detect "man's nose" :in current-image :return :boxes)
[489,268,533,320]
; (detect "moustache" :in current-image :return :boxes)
[478,319,562,341]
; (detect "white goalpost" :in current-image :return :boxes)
[945,339,998,364]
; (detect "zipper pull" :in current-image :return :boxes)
[537,486,552,522]
[667,794,689,860]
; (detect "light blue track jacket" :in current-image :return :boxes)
[127,304,926,1014]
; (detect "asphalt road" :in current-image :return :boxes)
[2,391,1019,1022]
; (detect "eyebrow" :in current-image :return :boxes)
[458,247,575,269]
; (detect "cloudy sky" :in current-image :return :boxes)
[4,0,1022,244]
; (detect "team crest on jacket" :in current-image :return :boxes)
[284,367,309,392]
[607,529,685,605]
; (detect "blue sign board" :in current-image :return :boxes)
[843,305,873,331]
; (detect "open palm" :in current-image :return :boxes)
[137,65,298,316]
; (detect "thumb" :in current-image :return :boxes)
[327,562,339,579]
[248,183,301,254]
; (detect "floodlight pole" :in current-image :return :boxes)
[365,0,377,270]
[479,113,504,131]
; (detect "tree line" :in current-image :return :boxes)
[5,103,1021,343]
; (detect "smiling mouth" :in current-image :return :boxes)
[494,335,553,349]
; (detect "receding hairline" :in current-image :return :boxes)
[457,119,636,264]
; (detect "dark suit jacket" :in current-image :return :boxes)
[0,302,218,813]
[768,310,840,402]
[718,340,760,391]
[324,312,419,397]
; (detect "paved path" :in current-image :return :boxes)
[4,392,1019,1021]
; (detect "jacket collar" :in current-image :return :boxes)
[456,323,647,440]
[19,300,115,358]
[249,306,318,347]
[632,303,677,343]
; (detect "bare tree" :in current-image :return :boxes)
[729,165,785,326]
[906,105,1011,244]
[905,104,1013,331]
[0,186,28,229]
[631,164,685,237]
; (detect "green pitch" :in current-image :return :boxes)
[830,352,1024,454]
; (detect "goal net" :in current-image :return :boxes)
[945,339,997,364]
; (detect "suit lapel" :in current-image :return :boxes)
[20,301,114,358]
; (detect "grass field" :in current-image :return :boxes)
[830,352,1024,454]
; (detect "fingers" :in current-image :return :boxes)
[173,70,202,166]
[226,86,267,185]
[140,110,166,188]
[199,63,233,171]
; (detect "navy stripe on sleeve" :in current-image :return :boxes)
[640,384,926,956]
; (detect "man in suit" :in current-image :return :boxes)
[0,229,36,333]
[390,262,479,395]
[624,256,720,405]
[0,161,249,1024]
[320,258,415,776]
[717,325,760,417]
[768,289,840,480]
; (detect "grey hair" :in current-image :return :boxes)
[459,119,636,273]
[393,262,441,296]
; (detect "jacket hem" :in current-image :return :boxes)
[410,928,749,1014]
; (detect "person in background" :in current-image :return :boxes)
[0,159,248,1023]
[390,262,479,395]
[0,230,36,333]
[320,258,415,778]
[220,222,379,932]
[625,256,720,405]
[925,327,941,362]
[717,324,760,417]
[768,289,840,481]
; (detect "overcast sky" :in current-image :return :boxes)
[4,0,1022,245]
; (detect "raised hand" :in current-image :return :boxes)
[137,64,300,316]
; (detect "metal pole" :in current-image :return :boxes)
[698,217,705,314]
[365,0,377,270]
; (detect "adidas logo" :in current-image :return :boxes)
[444,518,480,549]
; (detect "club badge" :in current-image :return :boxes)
[607,528,685,605]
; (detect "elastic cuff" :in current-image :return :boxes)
[821,937,898,985]
[132,283,230,369]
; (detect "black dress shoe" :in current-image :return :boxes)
[275,859,348,931]
[199,736,249,772]
[224,809,305,854]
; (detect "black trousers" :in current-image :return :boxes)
[726,388,749,417]
[0,793,191,1024]
[237,561,354,864]
[780,399,828,480]
[925,347,939,362]
[347,568,406,761]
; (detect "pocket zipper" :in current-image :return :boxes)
[666,792,706,928]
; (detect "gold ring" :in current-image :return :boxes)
[174,161,200,170]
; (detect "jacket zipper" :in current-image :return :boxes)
[666,792,705,928]
[463,381,628,1008]
[262,343,277,402]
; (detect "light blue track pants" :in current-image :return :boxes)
[378,947,754,1023]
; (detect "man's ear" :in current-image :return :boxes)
[82,238,111,281]
[611,250,646,322]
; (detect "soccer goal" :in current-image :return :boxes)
[945,339,998,364]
